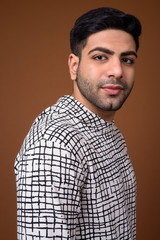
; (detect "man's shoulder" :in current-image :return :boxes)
[15,102,88,174]
[42,111,85,146]
[20,100,86,154]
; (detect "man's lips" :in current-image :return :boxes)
[101,84,124,95]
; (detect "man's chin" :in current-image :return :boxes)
[95,97,125,111]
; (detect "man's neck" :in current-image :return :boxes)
[72,93,115,122]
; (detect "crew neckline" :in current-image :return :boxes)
[55,95,115,129]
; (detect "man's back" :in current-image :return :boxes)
[15,95,136,239]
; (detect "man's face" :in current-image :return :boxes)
[69,29,137,120]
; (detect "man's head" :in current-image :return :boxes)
[70,7,141,58]
[68,7,142,121]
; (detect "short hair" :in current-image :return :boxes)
[70,7,142,57]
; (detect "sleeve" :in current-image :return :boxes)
[15,139,87,240]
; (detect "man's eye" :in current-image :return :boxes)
[93,55,107,61]
[122,58,135,65]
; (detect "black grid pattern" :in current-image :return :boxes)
[15,95,136,239]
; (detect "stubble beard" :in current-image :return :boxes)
[76,68,134,111]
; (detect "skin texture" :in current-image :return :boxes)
[68,29,137,122]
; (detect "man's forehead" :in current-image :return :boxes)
[84,29,136,51]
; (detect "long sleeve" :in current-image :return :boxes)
[15,95,136,239]
[15,139,86,239]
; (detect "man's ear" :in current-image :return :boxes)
[68,53,79,81]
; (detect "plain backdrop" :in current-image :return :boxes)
[0,0,160,239]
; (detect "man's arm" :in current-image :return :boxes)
[15,139,86,239]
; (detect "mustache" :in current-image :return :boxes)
[97,78,128,89]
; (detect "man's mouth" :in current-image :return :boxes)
[102,84,124,95]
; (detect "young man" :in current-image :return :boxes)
[15,7,142,239]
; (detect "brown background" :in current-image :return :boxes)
[0,0,160,239]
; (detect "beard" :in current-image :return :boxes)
[76,67,134,111]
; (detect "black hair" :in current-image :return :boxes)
[70,7,142,57]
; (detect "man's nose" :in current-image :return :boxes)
[107,58,123,79]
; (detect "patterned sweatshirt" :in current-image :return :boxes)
[15,95,136,240]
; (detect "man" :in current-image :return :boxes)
[15,7,141,239]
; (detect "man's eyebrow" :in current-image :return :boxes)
[121,51,138,58]
[88,47,114,55]
[88,47,138,58]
